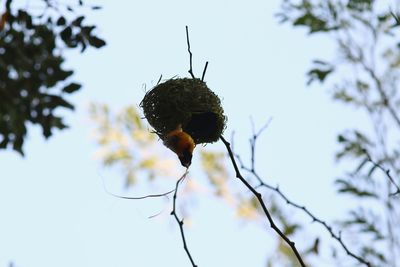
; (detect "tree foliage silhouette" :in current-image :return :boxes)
[0,0,105,155]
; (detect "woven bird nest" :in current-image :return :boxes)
[140,78,226,144]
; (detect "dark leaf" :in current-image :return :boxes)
[81,25,96,36]
[88,35,106,48]
[62,82,81,93]
[57,16,66,26]
[60,26,72,42]
[293,12,329,33]
[307,67,334,85]
[12,135,24,155]
[335,179,378,198]
[338,135,347,143]
[72,16,85,27]
[0,135,9,148]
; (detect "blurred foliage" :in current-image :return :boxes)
[279,0,400,266]
[89,103,179,186]
[0,0,105,155]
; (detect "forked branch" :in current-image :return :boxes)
[235,124,372,267]
[220,135,307,267]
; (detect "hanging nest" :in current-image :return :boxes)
[140,78,226,144]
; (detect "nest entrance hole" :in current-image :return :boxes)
[184,112,218,142]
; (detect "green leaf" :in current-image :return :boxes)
[307,67,334,85]
[335,179,378,198]
[293,12,329,33]
[333,90,354,103]
[347,0,373,12]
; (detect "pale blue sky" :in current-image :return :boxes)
[0,1,372,267]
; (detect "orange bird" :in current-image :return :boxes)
[163,126,195,168]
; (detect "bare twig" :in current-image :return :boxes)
[156,74,163,85]
[249,118,272,172]
[100,173,175,200]
[5,0,12,10]
[363,151,400,197]
[201,61,209,82]
[243,168,372,267]
[220,135,307,267]
[234,127,372,267]
[170,169,197,267]
[185,26,195,79]
[105,188,175,200]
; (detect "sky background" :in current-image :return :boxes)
[0,0,373,267]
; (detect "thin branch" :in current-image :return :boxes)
[185,26,195,79]
[201,61,208,82]
[170,169,197,267]
[234,127,372,267]
[105,188,175,200]
[245,168,372,267]
[364,151,400,197]
[249,118,272,172]
[220,135,307,267]
[100,173,175,200]
[361,61,400,130]
[156,74,163,85]
[5,0,12,10]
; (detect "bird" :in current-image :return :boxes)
[163,125,195,168]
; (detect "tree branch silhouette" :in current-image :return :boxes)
[201,61,209,82]
[363,150,400,197]
[170,169,198,267]
[234,124,372,267]
[185,26,195,79]
[220,135,307,267]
